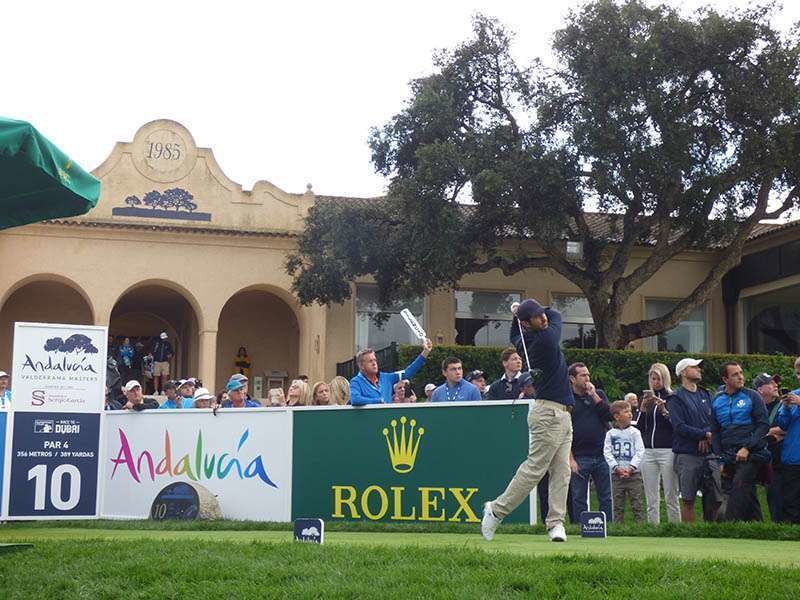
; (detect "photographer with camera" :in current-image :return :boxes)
[754,373,787,521]
[776,357,800,523]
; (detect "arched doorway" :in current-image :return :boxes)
[216,288,299,399]
[110,284,200,392]
[0,277,94,372]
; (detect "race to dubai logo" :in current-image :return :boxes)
[21,334,100,374]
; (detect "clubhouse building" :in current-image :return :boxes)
[1,119,798,396]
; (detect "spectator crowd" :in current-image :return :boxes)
[3,322,800,526]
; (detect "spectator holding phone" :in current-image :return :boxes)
[392,380,417,404]
[636,362,681,524]
[775,357,800,523]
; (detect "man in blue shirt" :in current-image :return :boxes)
[223,378,260,408]
[350,337,433,406]
[668,357,722,523]
[482,299,574,543]
[776,356,800,523]
[710,361,770,522]
[431,357,482,402]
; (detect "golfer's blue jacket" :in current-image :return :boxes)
[350,354,427,406]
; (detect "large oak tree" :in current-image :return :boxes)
[288,1,800,348]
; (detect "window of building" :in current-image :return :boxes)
[645,299,707,353]
[355,284,424,352]
[551,294,596,348]
[454,290,522,346]
[743,284,800,355]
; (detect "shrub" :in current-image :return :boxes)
[399,344,797,400]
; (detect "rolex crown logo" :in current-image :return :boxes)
[382,416,424,474]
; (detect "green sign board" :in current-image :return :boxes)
[292,402,533,524]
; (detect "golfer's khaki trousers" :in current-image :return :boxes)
[491,399,573,529]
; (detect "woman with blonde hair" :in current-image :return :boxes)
[635,362,680,524]
[311,381,332,406]
[287,379,311,407]
[329,376,350,405]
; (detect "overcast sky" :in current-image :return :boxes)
[5,1,799,198]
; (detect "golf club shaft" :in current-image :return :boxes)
[517,317,531,373]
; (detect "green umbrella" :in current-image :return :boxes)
[0,116,101,230]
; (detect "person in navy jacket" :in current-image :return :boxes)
[668,358,722,523]
[350,337,432,406]
[710,361,770,522]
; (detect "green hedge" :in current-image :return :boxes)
[399,344,797,400]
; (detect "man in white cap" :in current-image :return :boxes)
[424,383,436,401]
[667,358,721,522]
[122,380,159,411]
[152,332,173,395]
[0,371,11,409]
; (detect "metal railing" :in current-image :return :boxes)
[336,342,398,380]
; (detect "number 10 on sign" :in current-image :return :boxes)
[27,464,81,511]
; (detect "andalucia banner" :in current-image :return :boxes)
[291,402,534,524]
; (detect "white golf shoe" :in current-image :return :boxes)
[481,502,501,541]
[548,523,567,542]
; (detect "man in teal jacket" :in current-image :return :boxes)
[350,338,432,405]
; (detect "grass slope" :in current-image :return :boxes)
[1,538,799,599]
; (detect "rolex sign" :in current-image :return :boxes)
[291,403,533,524]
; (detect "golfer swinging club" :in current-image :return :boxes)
[481,299,575,542]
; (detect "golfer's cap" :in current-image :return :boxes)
[193,387,214,401]
[517,299,546,321]
[465,369,485,382]
[160,332,168,339]
[226,378,245,393]
[424,383,436,392]
[753,373,780,389]
[675,358,703,377]
[0,371,8,378]
[230,373,248,382]
[123,380,142,392]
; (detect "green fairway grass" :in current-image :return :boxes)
[1,536,799,599]
[0,527,796,566]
